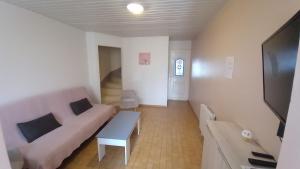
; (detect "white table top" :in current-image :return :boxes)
[97,111,140,140]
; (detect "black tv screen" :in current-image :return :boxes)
[262,11,300,124]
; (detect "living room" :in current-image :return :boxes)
[1,1,300,169]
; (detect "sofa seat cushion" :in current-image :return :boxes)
[19,104,115,169]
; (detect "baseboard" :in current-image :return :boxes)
[188,100,200,120]
[168,98,189,101]
[139,104,167,108]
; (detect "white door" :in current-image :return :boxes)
[168,47,191,100]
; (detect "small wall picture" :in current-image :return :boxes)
[139,52,151,65]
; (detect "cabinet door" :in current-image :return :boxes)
[201,138,210,169]
[201,129,217,169]
[201,130,231,169]
[214,147,231,169]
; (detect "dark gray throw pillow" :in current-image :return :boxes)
[17,113,61,143]
[70,98,93,115]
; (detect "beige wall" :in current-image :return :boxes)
[98,46,121,81]
[189,0,300,158]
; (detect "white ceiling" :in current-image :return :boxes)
[3,0,226,40]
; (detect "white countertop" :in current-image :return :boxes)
[207,121,274,169]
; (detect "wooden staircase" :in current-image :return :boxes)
[101,69,122,107]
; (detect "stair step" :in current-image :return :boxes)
[110,77,122,83]
[101,88,122,96]
[104,82,122,89]
[102,100,120,105]
[110,101,121,107]
[102,95,121,104]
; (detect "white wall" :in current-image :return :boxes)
[0,1,89,168]
[0,122,11,169]
[86,33,169,106]
[110,48,122,71]
[0,1,88,106]
[169,41,192,51]
[98,46,121,81]
[99,47,111,81]
[122,37,169,106]
[86,32,122,102]
[277,39,300,169]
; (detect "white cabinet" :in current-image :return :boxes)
[215,148,231,169]
[202,125,230,169]
[201,121,270,169]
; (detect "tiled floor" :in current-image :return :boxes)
[59,101,202,169]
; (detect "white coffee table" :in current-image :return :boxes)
[96,111,140,165]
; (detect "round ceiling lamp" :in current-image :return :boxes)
[127,2,144,15]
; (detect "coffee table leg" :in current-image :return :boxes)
[137,118,140,135]
[125,138,130,165]
[98,140,105,162]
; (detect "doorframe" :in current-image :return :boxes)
[98,45,122,103]
[86,32,123,104]
[167,41,192,101]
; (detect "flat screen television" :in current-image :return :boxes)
[262,11,300,127]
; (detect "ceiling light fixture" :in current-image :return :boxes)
[127,2,144,15]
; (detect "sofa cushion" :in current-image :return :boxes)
[70,98,93,115]
[17,113,61,143]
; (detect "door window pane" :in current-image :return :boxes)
[175,59,184,76]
